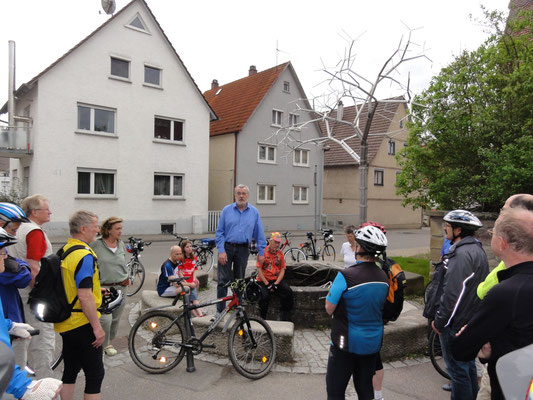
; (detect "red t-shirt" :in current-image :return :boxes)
[178,256,198,283]
[257,249,286,282]
[26,229,47,261]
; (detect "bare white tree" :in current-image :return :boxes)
[268,28,430,225]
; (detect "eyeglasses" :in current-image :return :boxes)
[488,229,494,237]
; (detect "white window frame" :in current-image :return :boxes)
[109,56,131,81]
[292,186,309,204]
[153,173,184,199]
[76,103,116,136]
[125,13,150,34]
[272,109,283,127]
[257,184,276,204]
[153,116,184,143]
[76,168,117,198]
[388,139,396,155]
[293,149,310,167]
[374,169,384,186]
[257,144,276,164]
[144,64,162,88]
[283,81,290,93]
[288,113,300,128]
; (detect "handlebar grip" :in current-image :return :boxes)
[28,329,40,336]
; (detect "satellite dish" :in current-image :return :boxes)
[101,0,116,15]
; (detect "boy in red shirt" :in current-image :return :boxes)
[256,232,293,321]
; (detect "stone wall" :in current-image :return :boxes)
[428,210,500,275]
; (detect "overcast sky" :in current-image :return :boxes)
[1,0,510,115]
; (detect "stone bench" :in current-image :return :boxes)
[140,290,295,362]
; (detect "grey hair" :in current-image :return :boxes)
[21,194,49,215]
[69,210,98,235]
[234,184,249,193]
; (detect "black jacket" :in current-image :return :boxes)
[451,261,533,400]
[423,236,489,331]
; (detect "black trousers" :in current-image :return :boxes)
[258,280,293,320]
[326,345,378,400]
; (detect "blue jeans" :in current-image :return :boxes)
[216,244,249,313]
[439,326,478,400]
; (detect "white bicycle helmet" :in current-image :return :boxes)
[99,287,124,314]
[443,210,482,230]
[0,227,17,249]
[355,225,388,255]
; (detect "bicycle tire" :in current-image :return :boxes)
[321,244,336,262]
[50,346,63,371]
[428,330,450,380]
[197,249,215,273]
[128,310,185,374]
[283,248,306,264]
[227,316,276,380]
[126,260,145,297]
[302,245,314,260]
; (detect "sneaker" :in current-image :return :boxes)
[442,383,452,392]
[103,345,118,356]
[22,378,62,400]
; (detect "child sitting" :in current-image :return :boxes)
[179,241,205,318]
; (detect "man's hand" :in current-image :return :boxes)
[455,324,467,337]
[218,252,227,265]
[478,342,492,359]
[256,255,264,265]
[92,326,105,348]
[8,322,34,339]
[431,320,441,335]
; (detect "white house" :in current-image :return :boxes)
[1,0,216,235]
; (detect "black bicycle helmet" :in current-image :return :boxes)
[99,287,124,314]
[443,210,482,230]
[354,225,388,256]
[0,227,17,249]
[0,202,29,225]
[244,279,261,303]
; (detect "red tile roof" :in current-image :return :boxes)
[320,99,404,166]
[203,63,290,136]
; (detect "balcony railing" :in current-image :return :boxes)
[0,126,32,157]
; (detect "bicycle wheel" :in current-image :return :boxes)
[198,249,214,273]
[126,260,145,297]
[50,331,63,372]
[321,244,336,262]
[283,248,306,264]
[428,330,450,380]
[227,316,276,380]
[302,245,314,260]
[128,310,185,374]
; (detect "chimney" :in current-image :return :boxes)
[211,79,219,90]
[249,65,257,76]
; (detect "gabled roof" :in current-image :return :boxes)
[203,62,290,136]
[1,0,216,119]
[320,99,405,167]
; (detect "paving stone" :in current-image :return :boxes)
[291,366,311,374]
[403,358,421,366]
[105,359,125,367]
[389,360,407,368]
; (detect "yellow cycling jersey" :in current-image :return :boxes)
[54,238,102,333]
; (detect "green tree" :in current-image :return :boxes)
[396,9,533,212]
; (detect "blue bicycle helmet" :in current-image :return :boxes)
[0,202,30,225]
[0,227,17,249]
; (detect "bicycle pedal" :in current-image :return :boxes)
[203,343,216,349]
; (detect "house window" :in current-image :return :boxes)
[293,149,309,167]
[110,57,130,79]
[77,169,116,196]
[283,81,290,93]
[257,184,275,203]
[374,169,384,186]
[154,117,183,141]
[258,144,276,163]
[293,186,309,204]
[144,65,161,86]
[127,15,147,32]
[272,110,283,127]
[77,105,115,134]
[388,140,396,155]
[154,174,183,197]
[289,113,299,126]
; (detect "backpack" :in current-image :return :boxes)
[28,245,86,323]
[381,258,407,323]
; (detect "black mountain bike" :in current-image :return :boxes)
[428,329,450,380]
[125,237,150,297]
[128,274,276,379]
[299,229,336,262]
[167,233,215,273]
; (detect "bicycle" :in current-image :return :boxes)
[167,233,216,273]
[299,229,336,262]
[128,274,276,379]
[125,237,151,297]
[428,329,450,380]
[279,231,306,264]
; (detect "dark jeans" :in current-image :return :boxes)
[326,345,377,400]
[258,280,293,320]
[216,244,249,313]
[440,326,478,400]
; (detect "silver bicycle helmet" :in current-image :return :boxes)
[0,227,17,249]
[99,287,124,314]
[0,202,29,225]
[443,210,482,230]
[355,225,388,255]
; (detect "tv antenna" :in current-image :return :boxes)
[276,40,290,66]
[101,0,116,15]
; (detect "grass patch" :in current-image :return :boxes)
[393,255,430,285]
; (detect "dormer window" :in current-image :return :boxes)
[126,14,149,33]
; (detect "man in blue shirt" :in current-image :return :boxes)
[215,184,266,315]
